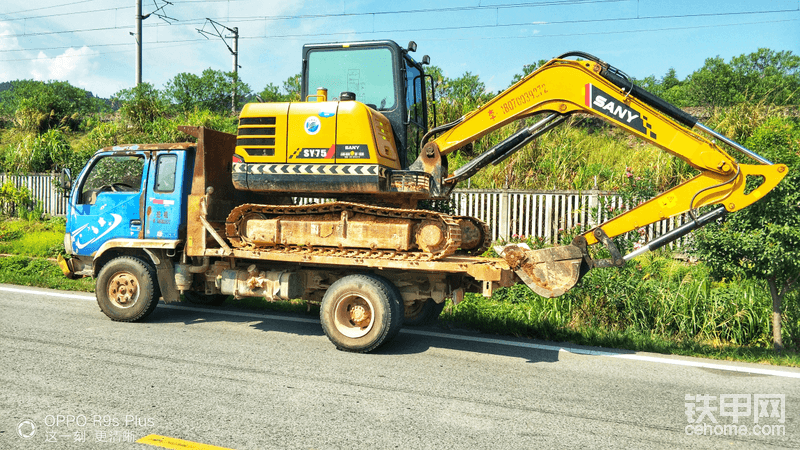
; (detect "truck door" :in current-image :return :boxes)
[144,151,187,239]
[68,152,148,256]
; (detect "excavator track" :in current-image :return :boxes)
[455,216,491,256]
[226,201,463,261]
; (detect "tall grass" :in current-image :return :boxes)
[443,253,779,352]
[449,116,695,191]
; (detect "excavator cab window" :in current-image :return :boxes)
[305,47,396,110]
[302,40,429,170]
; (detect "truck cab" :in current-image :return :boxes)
[62,144,194,280]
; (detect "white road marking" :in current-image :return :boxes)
[4,285,799,379]
[0,286,96,301]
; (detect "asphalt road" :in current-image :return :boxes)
[1,284,798,450]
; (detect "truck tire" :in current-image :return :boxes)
[183,291,228,306]
[320,274,403,353]
[404,298,446,326]
[95,256,159,322]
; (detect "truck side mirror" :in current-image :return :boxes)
[60,168,73,193]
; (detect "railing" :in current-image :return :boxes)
[0,173,68,216]
[451,189,691,248]
[6,173,690,249]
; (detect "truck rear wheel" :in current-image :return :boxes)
[320,274,403,353]
[95,256,159,322]
[404,298,446,326]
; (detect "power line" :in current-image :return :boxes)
[1,6,132,22]
[0,0,623,26]
[0,39,208,63]
[0,0,102,17]
[0,17,796,63]
[1,2,796,39]
[241,17,800,41]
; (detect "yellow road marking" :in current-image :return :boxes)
[136,434,235,450]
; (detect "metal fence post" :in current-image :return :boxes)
[498,189,510,240]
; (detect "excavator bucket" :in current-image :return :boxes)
[496,244,586,298]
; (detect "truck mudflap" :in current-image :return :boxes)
[495,244,585,298]
[57,255,75,279]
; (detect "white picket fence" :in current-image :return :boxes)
[0,172,68,216]
[5,173,689,248]
[450,189,691,248]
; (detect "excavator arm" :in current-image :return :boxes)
[413,52,788,297]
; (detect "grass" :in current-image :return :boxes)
[0,217,66,257]
[449,116,695,192]
[0,255,93,292]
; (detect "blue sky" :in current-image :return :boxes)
[0,0,798,99]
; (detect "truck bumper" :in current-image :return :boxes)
[57,255,91,279]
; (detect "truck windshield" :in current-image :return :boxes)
[78,155,144,204]
[307,47,396,110]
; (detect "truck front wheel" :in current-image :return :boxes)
[320,274,403,353]
[96,256,159,322]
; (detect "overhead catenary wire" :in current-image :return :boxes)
[0,0,102,17]
[0,16,795,63]
[0,5,133,22]
[1,2,797,38]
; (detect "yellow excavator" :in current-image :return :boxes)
[227,40,788,298]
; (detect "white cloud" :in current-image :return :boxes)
[0,22,24,81]
[31,46,97,82]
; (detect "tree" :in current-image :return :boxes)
[694,117,800,351]
[509,60,549,86]
[112,83,169,129]
[282,74,301,102]
[259,83,287,102]
[729,48,800,105]
[684,56,744,107]
[0,80,105,132]
[164,68,252,113]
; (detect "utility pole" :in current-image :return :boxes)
[135,0,142,86]
[232,27,239,113]
[133,1,175,87]
[198,19,240,113]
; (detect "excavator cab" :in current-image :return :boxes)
[301,40,430,169]
[233,39,435,199]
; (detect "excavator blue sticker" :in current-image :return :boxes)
[319,112,335,118]
[585,84,647,134]
[304,116,321,135]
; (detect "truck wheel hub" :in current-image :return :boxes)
[333,294,375,338]
[108,273,138,307]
